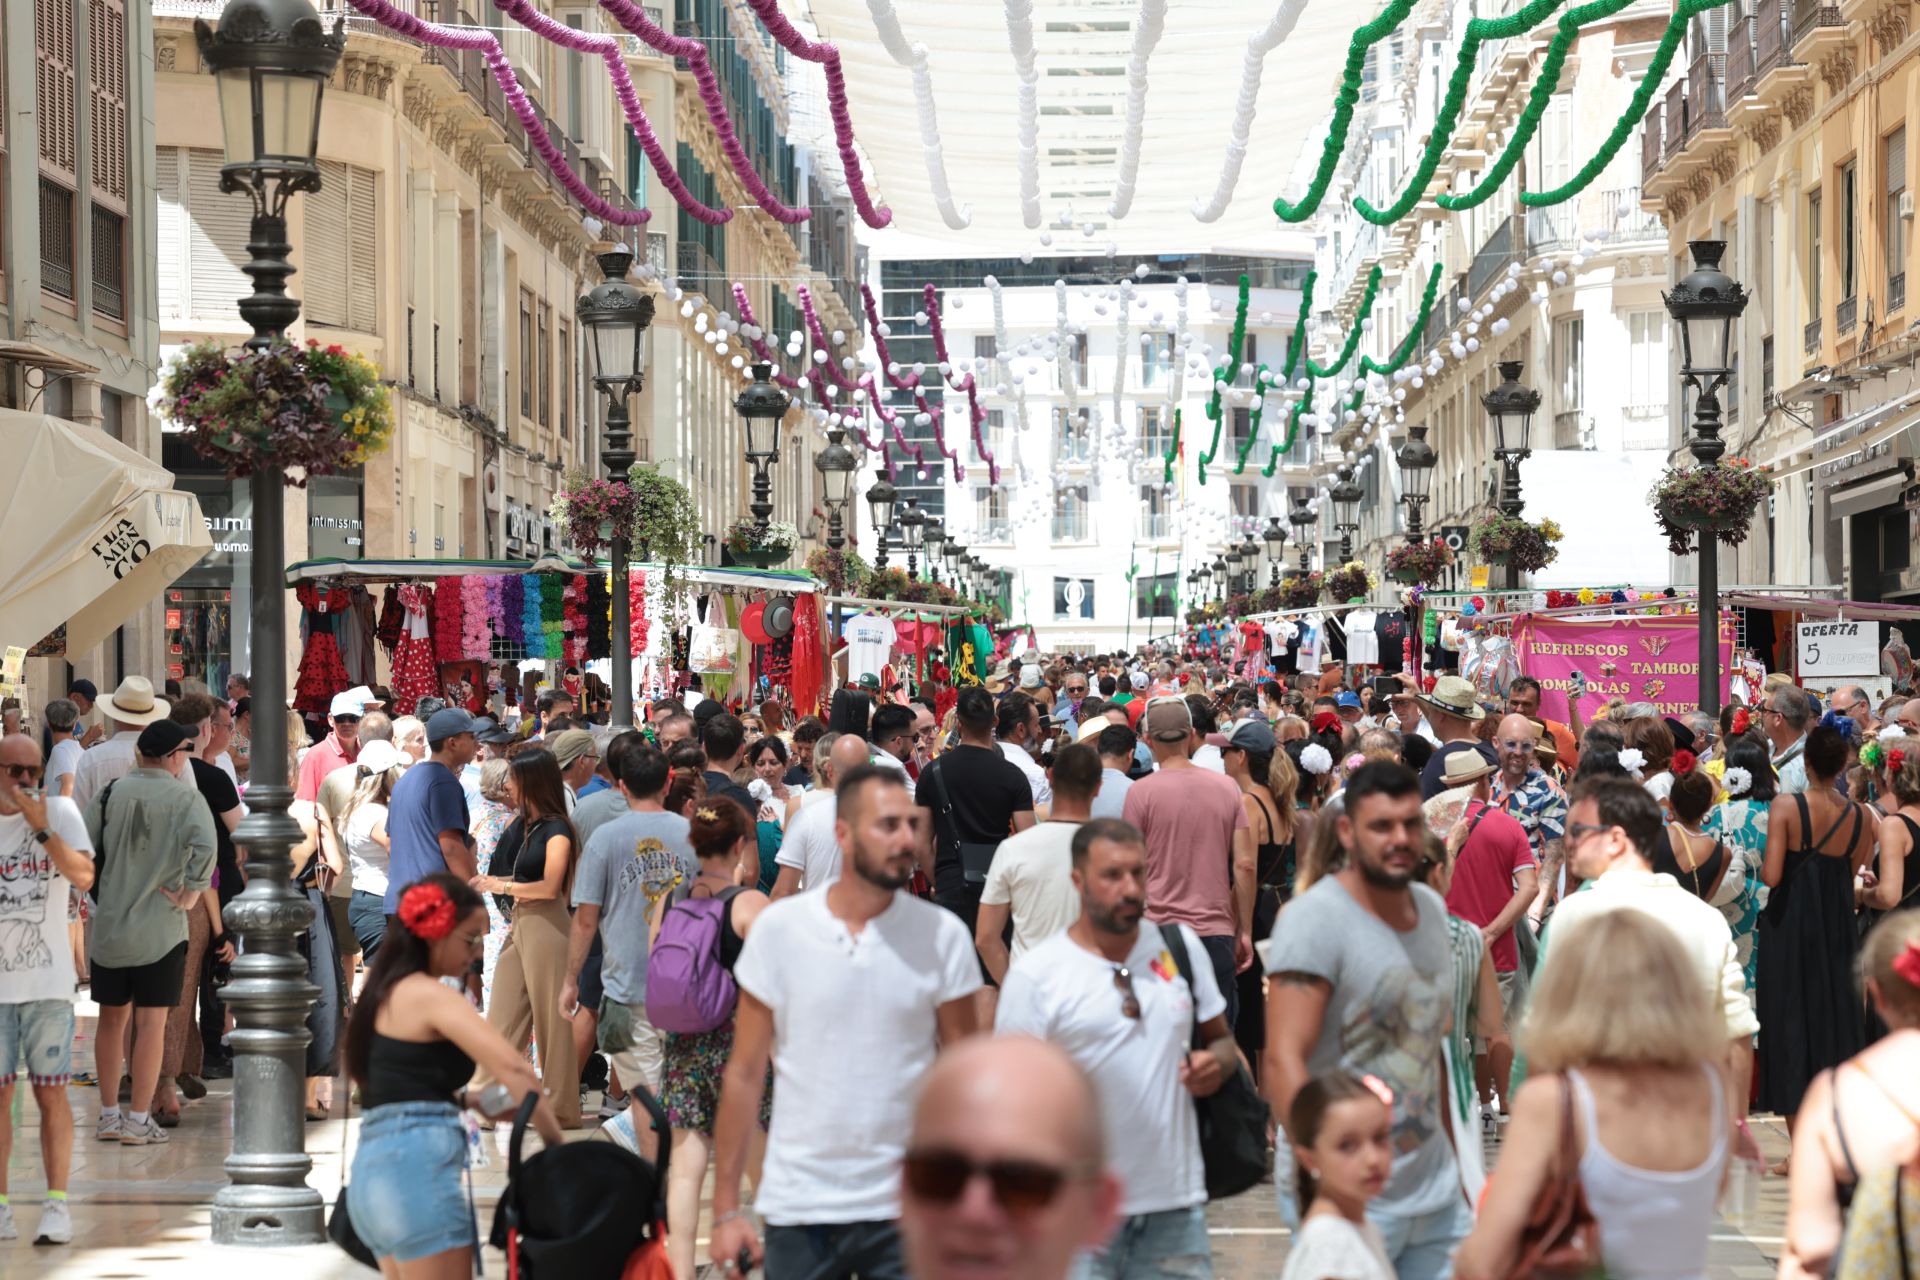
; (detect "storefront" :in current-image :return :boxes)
[163,434,365,688]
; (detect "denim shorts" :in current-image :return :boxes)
[346,1103,474,1263]
[0,1000,74,1087]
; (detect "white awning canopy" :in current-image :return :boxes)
[0,409,211,654]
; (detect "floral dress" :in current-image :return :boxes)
[1703,798,1769,999]
[470,797,515,1005]
[391,582,439,714]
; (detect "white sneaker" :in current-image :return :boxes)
[95,1111,123,1142]
[120,1114,170,1146]
[0,1203,16,1240]
[1480,1104,1498,1136]
[34,1200,71,1245]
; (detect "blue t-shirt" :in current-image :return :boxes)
[384,760,471,913]
[578,776,611,799]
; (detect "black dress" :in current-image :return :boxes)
[1233,789,1294,1068]
[1757,794,1866,1116]
[1864,814,1920,1043]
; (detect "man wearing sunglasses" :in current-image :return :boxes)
[900,1036,1121,1280]
[1761,684,1815,797]
[997,820,1233,1280]
[295,689,369,804]
[1830,684,1878,737]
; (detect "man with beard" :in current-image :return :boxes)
[997,819,1233,1280]
[1263,761,1467,1278]
[709,764,981,1278]
[898,1036,1121,1280]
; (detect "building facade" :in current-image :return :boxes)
[149,0,855,689]
[1644,0,1919,610]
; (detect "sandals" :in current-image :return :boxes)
[305,1104,330,1122]
[155,1109,181,1129]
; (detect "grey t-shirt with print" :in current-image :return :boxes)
[572,809,696,1006]
[1265,875,1460,1216]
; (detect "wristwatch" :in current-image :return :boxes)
[31,829,51,845]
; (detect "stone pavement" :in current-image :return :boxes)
[0,1002,1789,1277]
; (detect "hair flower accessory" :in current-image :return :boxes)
[1893,939,1920,988]
[1722,766,1753,797]
[1299,743,1334,776]
[694,806,720,822]
[1360,1074,1395,1109]
[398,882,458,942]
[1343,752,1368,772]
[1310,711,1342,735]
[1881,725,1910,741]
[1617,747,1647,779]
[1671,749,1698,776]
[1891,748,1909,775]
[1862,740,1887,769]
[1730,708,1752,737]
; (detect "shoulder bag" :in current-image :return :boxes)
[925,757,1001,885]
[1504,1076,1602,1278]
[1156,922,1270,1200]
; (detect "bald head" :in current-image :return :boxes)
[902,1037,1118,1280]
[0,734,43,815]
[1494,712,1540,784]
[828,732,873,790]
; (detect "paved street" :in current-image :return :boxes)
[0,998,1787,1277]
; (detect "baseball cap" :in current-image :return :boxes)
[356,740,409,775]
[137,719,193,758]
[1227,719,1277,755]
[342,684,385,709]
[1019,666,1044,690]
[1142,696,1194,743]
[549,728,598,769]
[329,691,368,720]
[67,678,98,701]
[1129,670,1149,691]
[478,720,518,746]
[425,707,478,745]
[1335,691,1363,710]
[854,673,882,692]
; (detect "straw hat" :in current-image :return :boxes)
[100,676,170,727]
[1417,675,1486,723]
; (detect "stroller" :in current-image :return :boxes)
[491,1087,672,1279]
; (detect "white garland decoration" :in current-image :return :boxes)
[863,0,970,230]
[1193,0,1313,223]
[1004,0,1042,228]
[1108,0,1170,220]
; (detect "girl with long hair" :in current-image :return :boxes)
[467,758,516,1003]
[1278,1073,1396,1280]
[468,748,583,1127]
[659,798,772,1280]
[1222,732,1297,1076]
[344,874,563,1276]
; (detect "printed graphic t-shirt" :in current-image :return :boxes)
[0,800,91,1002]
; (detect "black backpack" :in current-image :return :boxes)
[87,779,117,902]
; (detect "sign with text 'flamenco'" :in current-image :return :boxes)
[1512,616,1731,722]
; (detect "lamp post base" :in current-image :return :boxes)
[211,1186,326,1247]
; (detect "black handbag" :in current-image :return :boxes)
[925,757,1000,885]
[328,1183,378,1269]
[1157,922,1271,1200]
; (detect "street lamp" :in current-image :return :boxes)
[1223,546,1244,600]
[1263,517,1288,586]
[946,540,967,583]
[1288,498,1317,575]
[1211,555,1229,597]
[736,362,789,538]
[1396,424,1437,544]
[1664,239,1749,717]
[922,515,946,583]
[1329,465,1363,561]
[1238,536,1262,594]
[196,0,343,1245]
[898,497,926,579]
[866,474,898,571]
[814,426,858,550]
[1482,359,1541,589]
[578,247,656,732]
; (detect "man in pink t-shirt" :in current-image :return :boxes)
[1435,750,1538,1114]
[1121,696,1254,1029]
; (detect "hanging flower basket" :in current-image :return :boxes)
[804,546,870,595]
[725,519,800,568]
[158,338,394,486]
[1385,537,1456,585]
[628,465,700,568]
[550,471,637,556]
[1468,512,1563,575]
[1325,560,1379,603]
[1280,572,1324,610]
[1649,458,1771,555]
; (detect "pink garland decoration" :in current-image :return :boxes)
[729,283,888,457]
[737,0,892,229]
[432,576,466,663]
[921,284,1000,485]
[628,570,649,659]
[798,285,925,471]
[594,0,808,223]
[345,0,648,225]
[461,575,491,660]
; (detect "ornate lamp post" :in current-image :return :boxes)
[1185,568,1201,609]
[922,515,946,583]
[945,540,967,585]
[1210,555,1229,601]
[1664,239,1748,717]
[1482,360,1542,589]
[1289,498,1317,575]
[1396,424,1437,544]
[1237,536,1262,594]
[814,426,858,550]
[1223,545,1244,600]
[578,249,655,731]
[736,362,789,537]
[866,474,898,572]
[1329,465,1363,561]
[898,497,926,579]
[196,0,342,1245]
[1263,517,1288,587]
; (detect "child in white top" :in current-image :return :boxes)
[1279,1072,1397,1280]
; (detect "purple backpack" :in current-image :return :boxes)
[646,887,743,1034]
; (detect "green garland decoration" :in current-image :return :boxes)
[1307,265,1383,379]
[1274,0,1420,223]
[1198,274,1253,484]
[1518,0,1729,207]
[1282,271,1316,376]
[1359,263,1446,377]
[1161,406,1182,486]
[1262,378,1311,478]
[1354,0,1567,225]
[1230,364,1274,475]
[1435,0,1639,211]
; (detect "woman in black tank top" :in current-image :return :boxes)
[1222,726,1298,1076]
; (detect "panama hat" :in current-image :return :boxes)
[1416,675,1486,723]
[101,676,170,726]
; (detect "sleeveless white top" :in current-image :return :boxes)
[1569,1065,1726,1279]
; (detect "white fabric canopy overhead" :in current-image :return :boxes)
[0,409,211,654]
[801,0,1379,253]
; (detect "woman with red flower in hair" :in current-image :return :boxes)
[342,873,563,1275]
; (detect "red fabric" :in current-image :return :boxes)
[934,684,957,725]
[390,583,439,715]
[893,619,942,653]
[292,584,351,716]
[1443,799,1537,972]
[790,593,825,718]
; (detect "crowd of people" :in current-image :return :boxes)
[1,649,1917,1277]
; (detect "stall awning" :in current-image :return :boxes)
[0,409,210,654]
[284,557,822,596]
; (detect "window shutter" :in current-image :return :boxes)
[1889,128,1907,195]
[348,166,378,332]
[36,0,77,181]
[186,148,250,321]
[88,0,127,212]
[304,160,350,327]
[156,147,185,320]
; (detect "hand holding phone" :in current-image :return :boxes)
[1568,669,1588,698]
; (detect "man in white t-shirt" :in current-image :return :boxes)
[43,701,83,799]
[975,742,1099,982]
[996,691,1054,812]
[709,763,981,1276]
[770,733,871,897]
[0,735,95,1245]
[996,818,1233,1280]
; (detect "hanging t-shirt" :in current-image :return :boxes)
[1296,622,1324,675]
[0,799,91,1002]
[1345,610,1380,666]
[844,612,895,685]
[1375,611,1411,676]
[1268,620,1299,675]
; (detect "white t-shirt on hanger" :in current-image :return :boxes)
[843,612,895,685]
[1346,610,1380,666]
[1297,621,1324,675]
